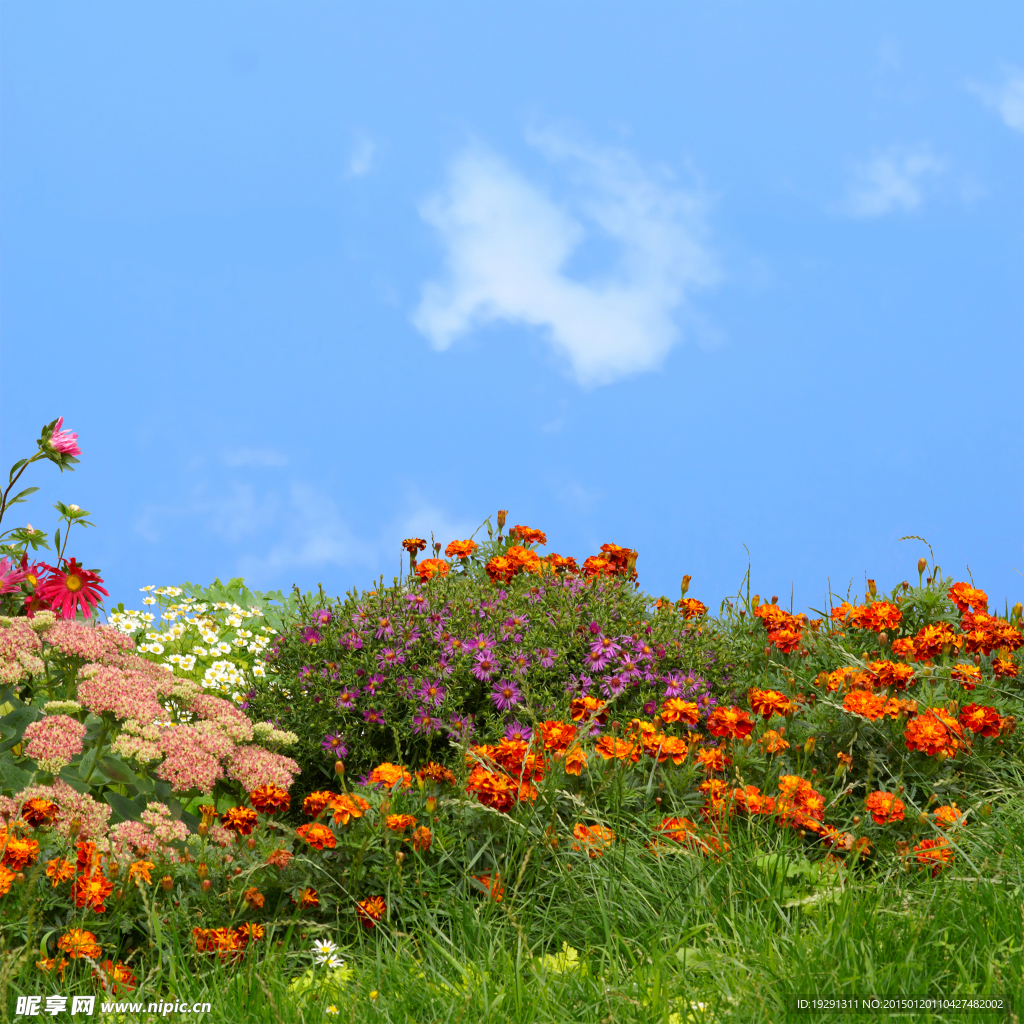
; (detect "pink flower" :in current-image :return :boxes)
[157,723,233,792]
[189,694,254,742]
[226,745,300,791]
[48,417,81,456]
[47,622,133,662]
[0,557,28,595]
[23,714,86,773]
[15,779,111,840]
[77,663,172,722]
[34,559,108,620]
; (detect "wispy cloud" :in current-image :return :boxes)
[348,137,376,177]
[413,133,719,388]
[972,71,1024,134]
[843,148,945,218]
[222,448,288,468]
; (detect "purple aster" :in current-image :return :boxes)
[363,672,384,696]
[468,632,497,654]
[633,641,655,662]
[445,636,469,657]
[312,609,333,626]
[336,689,358,710]
[596,635,622,655]
[503,721,533,743]
[352,606,371,628]
[584,648,612,672]
[471,651,500,682]
[375,616,395,639]
[377,647,405,669]
[402,626,422,648]
[538,648,557,668]
[588,621,601,635]
[430,654,453,678]
[526,587,546,605]
[507,650,531,676]
[300,626,322,645]
[490,679,522,711]
[417,680,447,707]
[619,655,641,679]
[321,733,348,758]
[446,713,475,741]
[341,629,363,652]
[600,675,628,699]
[643,700,658,716]
[405,592,427,612]
[662,673,686,698]
[362,708,386,726]
[411,707,442,735]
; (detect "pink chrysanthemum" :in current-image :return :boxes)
[48,417,82,457]
[34,559,108,620]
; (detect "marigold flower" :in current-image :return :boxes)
[411,826,433,852]
[485,555,515,584]
[747,688,794,719]
[869,660,916,691]
[852,601,903,633]
[913,624,962,662]
[471,873,504,901]
[368,762,413,789]
[890,637,915,660]
[243,886,265,909]
[865,791,905,825]
[563,746,588,776]
[993,656,1018,679]
[296,822,337,850]
[465,766,517,812]
[385,814,418,832]
[961,613,1023,656]
[415,558,449,582]
[45,857,75,887]
[220,807,258,836]
[913,837,954,876]
[265,848,293,870]
[356,895,386,928]
[595,736,640,762]
[326,792,370,826]
[71,872,114,912]
[302,791,334,817]
[445,539,478,559]
[537,720,576,753]
[842,690,886,721]
[93,960,136,995]
[706,706,754,739]
[678,598,707,620]
[933,803,966,828]
[958,703,1002,738]
[127,860,154,885]
[653,816,699,844]
[571,823,616,858]
[660,698,701,725]
[757,730,790,754]
[581,555,616,578]
[731,785,773,815]
[249,784,291,814]
[543,553,579,574]
[58,928,101,959]
[0,864,14,896]
[295,887,319,909]
[951,664,982,691]
[402,538,427,554]
[510,525,547,546]
[21,798,59,828]
[694,747,728,773]
[569,696,607,723]
[948,582,988,614]
[904,707,964,757]
[768,627,803,653]
[0,832,40,871]
[417,761,457,785]
[35,956,68,980]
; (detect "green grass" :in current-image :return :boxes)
[5,802,1022,1024]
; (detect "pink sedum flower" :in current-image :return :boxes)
[23,714,86,773]
[226,745,300,791]
[15,779,111,840]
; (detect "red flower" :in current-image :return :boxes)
[33,559,108,620]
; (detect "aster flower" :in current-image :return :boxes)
[468,632,497,654]
[312,610,333,626]
[600,675,628,699]
[471,651,500,682]
[377,647,405,669]
[300,627,322,645]
[335,689,358,710]
[584,648,612,673]
[321,734,348,758]
[618,655,642,679]
[34,559,108,620]
[446,713,475,741]
[503,721,533,743]
[538,648,557,668]
[490,680,522,712]
[0,557,28,595]
[507,650,531,676]
[411,708,441,735]
[362,708,386,726]
[363,672,384,696]
[417,681,447,707]
[374,616,395,639]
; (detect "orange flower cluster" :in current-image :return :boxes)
[57,928,101,959]
[993,656,1019,679]
[368,762,413,789]
[865,791,905,825]
[416,761,457,785]
[243,886,265,908]
[913,837,953,876]
[951,664,981,690]
[415,558,449,582]
[385,814,418,832]
[295,822,337,850]
[582,544,638,580]
[402,538,427,554]
[660,698,701,725]
[911,624,962,662]
[465,739,544,812]
[0,828,40,871]
[758,729,790,754]
[948,582,988,614]
[411,826,433,852]
[869,660,916,690]
[848,601,903,633]
[706,706,754,739]
[933,803,966,828]
[510,525,547,545]
[747,688,795,719]
[220,807,258,836]
[695,747,729,772]
[471,873,504,901]
[678,598,708,620]
[754,601,808,653]
[543,553,580,573]
[249,784,290,814]
[570,695,608,725]
[571,823,616,858]
[21,798,58,827]
[356,895,386,928]
[302,790,370,825]
[93,959,137,995]
[444,539,478,559]
[71,870,114,913]
[774,775,826,832]
[193,923,265,960]
[46,857,75,888]
[960,611,1023,657]
[958,703,1004,738]
[903,707,964,757]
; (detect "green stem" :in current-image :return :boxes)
[0,452,44,530]
[80,722,110,785]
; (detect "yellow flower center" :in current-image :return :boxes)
[65,575,83,592]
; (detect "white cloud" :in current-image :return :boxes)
[413,134,719,388]
[844,149,945,218]
[222,448,288,468]
[348,137,376,177]
[972,72,1024,134]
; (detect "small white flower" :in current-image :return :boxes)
[140,585,155,592]
[311,939,339,957]
[252,664,266,677]
[215,642,232,655]
[142,596,157,606]
[315,954,346,969]
[226,614,243,628]
[192,647,208,657]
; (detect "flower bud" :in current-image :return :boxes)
[742,735,753,749]
[867,579,877,598]
[68,818,82,841]
[334,760,345,776]
[247,837,256,850]
[680,574,691,598]
[14,873,26,885]
[771,596,778,605]
[804,737,816,754]
[918,557,927,577]
[197,823,209,837]
[878,632,888,646]
[425,796,437,814]
[1012,603,1023,623]
[161,875,173,892]
[496,509,507,531]
[201,879,212,893]
[196,863,208,879]
[379,799,391,815]
[851,815,861,825]
[395,851,405,866]
[107,861,119,879]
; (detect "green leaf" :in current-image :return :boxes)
[9,487,39,505]
[97,756,141,787]
[104,790,146,824]
[0,750,32,795]
[53,528,61,553]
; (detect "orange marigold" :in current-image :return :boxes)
[71,872,114,912]
[842,690,886,720]
[0,864,14,896]
[415,558,449,582]
[505,545,542,574]
[563,746,588,776]
[890,637,915,660]
[571,823,616,858]
[385,814,418,832]
[706,706,754,739]
[444,539,478,559]
[472,872,504,901]
[904,708,963,757]
[870,660,916,691]
[21,798,59,827]
[660,698,701,725]
[769,627,803,653]
[537,720,577,753]
[127,860,154,885]
[543,553,579,574]
[993,656,1019,679]
[913,624,962,662]
[913,837,954,876]
[57,929,101,959]
[864,791,905,825]
[302,791,334,817]
[465,765,516,813]
[509,525,547,546]
[416,761,457,785]
[249,784,290,814]
[295,822,337,850]
[243,886,265,909]
[758,729,790,754]
[933,803,965,828]
[678,598,707,620]
[325,792,370,826]
[0,832,40,871]
[410,825,433,852]
[356,895,386,928]
[402,538,427,554]
[569,695,608,723]
[951,664,982,691]
[948,582,988,614]
[653,816,699,844]
[694,747,729,773]
[220,807,259,836]
[852,601,903,633]
[93,959,136,996]
[594,736,640,762]
[368,762,413,789]
[747,688,794,719]
[959,703,1001,737]
[294,887,318,908]
[45,858,75,888]
[265,848,293,869]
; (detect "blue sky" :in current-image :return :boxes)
[2,3,1022,613]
